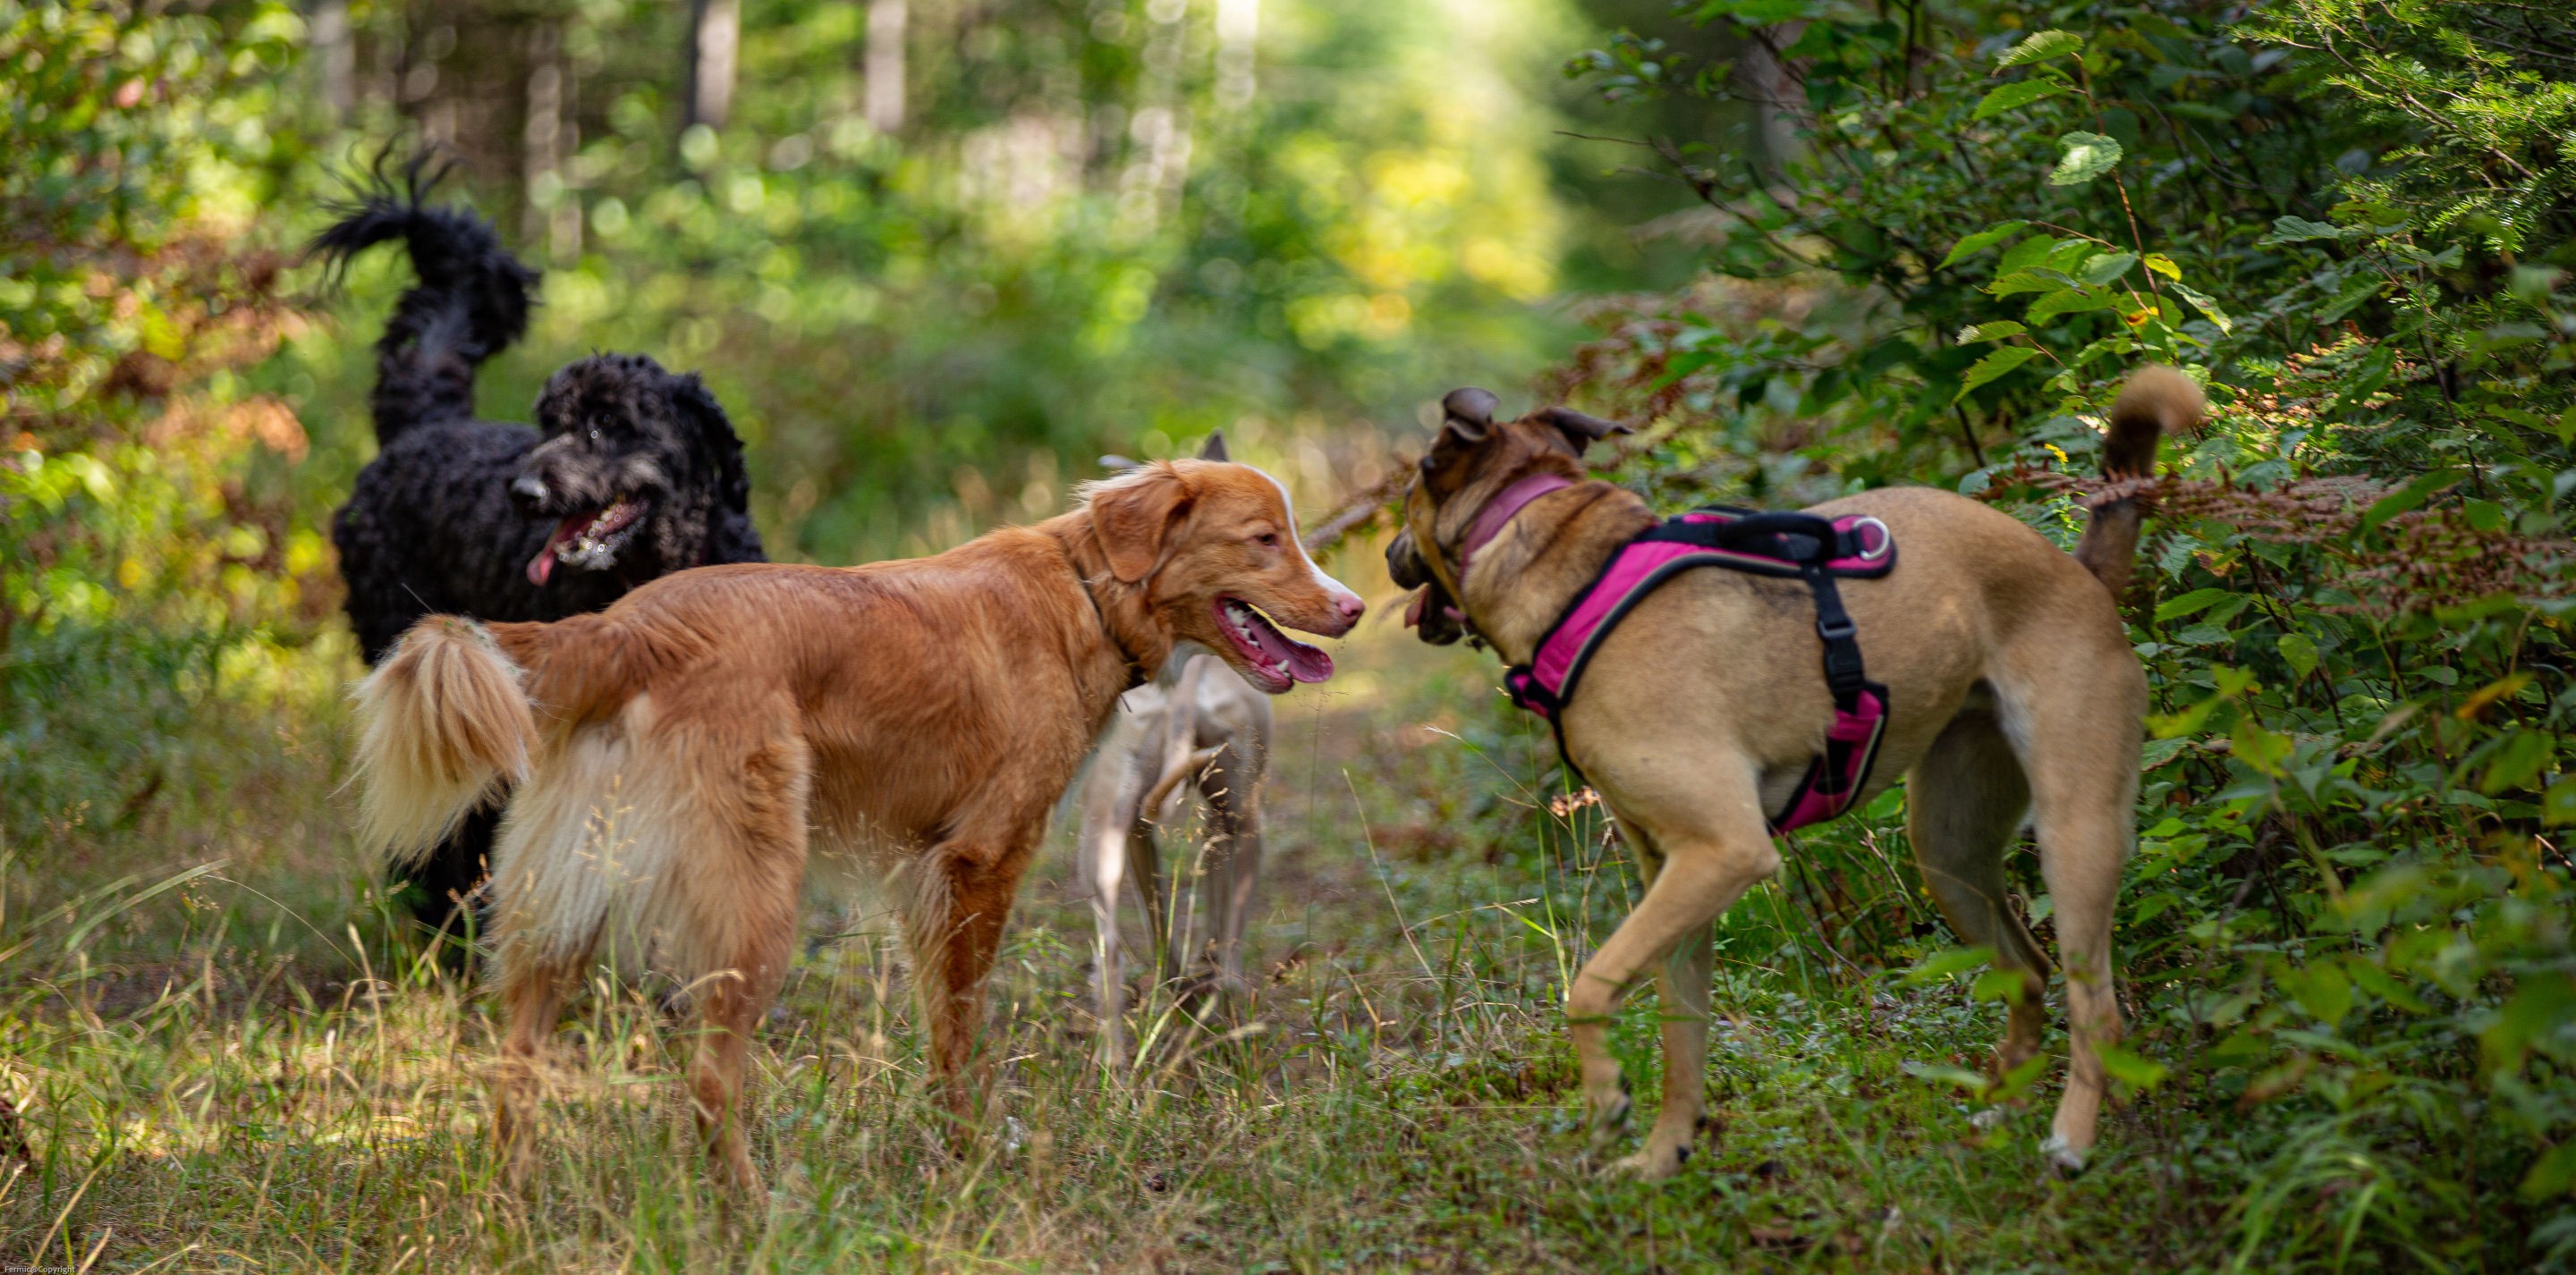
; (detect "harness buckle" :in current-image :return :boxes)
[1816,614,1858,642]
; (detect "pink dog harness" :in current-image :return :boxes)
[1487,489,1898,834]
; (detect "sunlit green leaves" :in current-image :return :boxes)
[2537,774,2576,825]
[2479,729,2555,794]
[2277,632,2320,680]
[2096,1042,2170,1091]
[2049,131,2124,185]
[1970,968,2029,1004]
[1939,221,2028,268]
[2027,285,2117,324]
[2233,716,2295,776]
[1902,945,1998,984]
[2279,960,2354,1028]
[2263,215,2351,245]
[1687,0,1819,23]
[1996,30,2084,66]
[2165,280,2233,333]
[1996,233,2062,276]
[2521,1140,2576,1202]
[2080,252,2140,286]
[1987,271,2064,297]
[2486,972,2576,1075]
[2357,468,2464,539]
[2157,587,2235,621]
[1972,79,2067,121]
[1953,346,2041,401]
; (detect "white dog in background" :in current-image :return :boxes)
[1079,649,1271,1067]
[1080,435,1275,1067]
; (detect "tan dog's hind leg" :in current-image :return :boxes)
[2002,661,2143,1173]
[1572,776,1775,1180]
[1908,711,2050,1077]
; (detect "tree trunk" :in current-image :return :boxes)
[864,0,906,133]
[311,0,354,122]
[682,0,740,133]
[1738,21,1810,179]
[523,18,579,262]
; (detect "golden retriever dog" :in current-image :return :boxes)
[352,459,1362,1192]
[1385,367,2199,1178]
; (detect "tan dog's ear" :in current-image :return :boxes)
[1198,431,1230,462]
[1536,406,1633,455]
[1092,468,1195,583]
[1439,388,1498,445]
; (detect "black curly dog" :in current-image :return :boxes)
[314,161,764,943]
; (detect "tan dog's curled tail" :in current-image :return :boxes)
[2072,365,2201,598]
[352,616,538,867]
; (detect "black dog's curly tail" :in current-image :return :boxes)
[309,151,540,447]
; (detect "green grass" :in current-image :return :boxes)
[0,621,2497,1271]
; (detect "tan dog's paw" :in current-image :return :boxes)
[2039,1133,2089,1177]
[1603,1140,1691,1181]
[1582,1077,1633,1156]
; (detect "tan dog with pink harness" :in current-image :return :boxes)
[1387,368,2199,1178]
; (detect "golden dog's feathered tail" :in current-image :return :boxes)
[2072,365,2201,598]
[352,616,538,868]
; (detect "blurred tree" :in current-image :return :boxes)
[287,0,1631,560]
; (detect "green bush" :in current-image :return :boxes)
[1563,0,2576,1263]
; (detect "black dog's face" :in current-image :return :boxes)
[512,354,748,587]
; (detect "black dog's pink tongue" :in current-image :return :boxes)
[1403,589,1426,629]
[527,512,589,587]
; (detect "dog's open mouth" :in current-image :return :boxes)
[527,497,648,586]
[1214,596,1334,692]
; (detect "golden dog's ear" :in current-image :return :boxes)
[1536,406,1633,455]
[1092,468,1195,583]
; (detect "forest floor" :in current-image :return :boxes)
[4,577,2250,1273]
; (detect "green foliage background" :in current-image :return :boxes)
[1555,0,2576,1262]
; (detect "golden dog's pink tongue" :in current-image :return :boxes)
[1247,611,1334,682]
[1217,596,1336,685]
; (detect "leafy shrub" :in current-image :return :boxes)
[0,3,344,854]
[1562,0,2576,1263]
